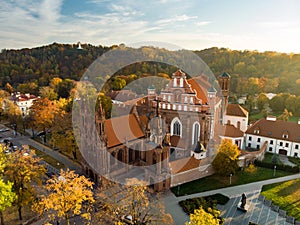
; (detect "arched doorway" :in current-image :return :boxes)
[279,149,288,155]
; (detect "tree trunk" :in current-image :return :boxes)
[65,215,70,225]
[18,206,22,220]
[0,211,4,225]
[72,149,77,160]
[43,128,46,143]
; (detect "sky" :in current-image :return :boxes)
[1,0,300,52]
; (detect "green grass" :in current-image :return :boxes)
[30,145,65,170]
[261,179,300,221]
[262,152,283,165]
[171,167,294,196]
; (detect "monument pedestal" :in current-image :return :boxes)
[237,204,248,212]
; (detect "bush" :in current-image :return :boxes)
[179,194,229,215]
[254,160,299,173]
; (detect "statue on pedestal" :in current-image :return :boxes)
[241,193,247,209]
[237,193,248,212]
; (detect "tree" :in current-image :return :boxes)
[96,93,112,119]
[30,98,60,142]
[5,149,45,220]
[269,93,290,113]
[4,83,14,94]
[50,77,63,89]
[39,86,58,100]
[186,207,220,225]
[112,77,126,90]
[95,178,173,225]
[256,93,269,111]
[34,169,94,225]
[17,82,39,95]
[277,109,292,121]
[50,112,79,159]
[0,179,16,225]
[0,144,16,225]
[212,140,240,176]
[57,79,75,98]
[2,99,22,133]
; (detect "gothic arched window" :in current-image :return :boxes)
[171,118,182,136]
[192,122,200,144]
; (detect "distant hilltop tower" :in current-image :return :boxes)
[77,41,83,50]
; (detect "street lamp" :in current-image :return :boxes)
[273,165,276,177]
[230,173,232,185]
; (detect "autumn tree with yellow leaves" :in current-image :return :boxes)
[29,98,60,142]
[0,144,16,225]
[186,207,220,225]
[5,149,45,221]
[34,169,94,225]
[95,178,173,225]
[212,139,240,176]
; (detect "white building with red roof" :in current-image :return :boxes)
[11,92,39,117]
[245,116,300,157]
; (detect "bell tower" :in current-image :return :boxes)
[95,100,107,146]
[218,72,230,119]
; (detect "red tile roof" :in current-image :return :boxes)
[226,104,248,117]
[170,135,186,148]
[187,77,208,104]
[105,114,145,148]
[246,118,300,143]
[216,124,244,138]
[169,157,210,174]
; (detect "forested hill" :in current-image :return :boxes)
[1,43,300,96]
[0,43,112,87]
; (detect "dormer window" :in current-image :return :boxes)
[254,128,260,134]
[282,131,289,139]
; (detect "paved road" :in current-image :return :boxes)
[0,125,82,174]
[163,173,300,225]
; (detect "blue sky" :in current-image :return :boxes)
[1,0,300,52]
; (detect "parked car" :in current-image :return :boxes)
[0,128,10,132]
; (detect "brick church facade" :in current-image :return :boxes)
[80,70,230,191]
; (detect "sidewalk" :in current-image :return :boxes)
[163,173,300,225]
[13,134,82,174]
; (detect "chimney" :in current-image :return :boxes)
[266,116,276,121]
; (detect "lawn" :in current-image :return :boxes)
[263,152,283,165]
[30,145,65,170]
[171,166,294,196]
[261,179,300,221]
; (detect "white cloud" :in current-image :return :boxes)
[156,14,198,25]
[195,21,211,26]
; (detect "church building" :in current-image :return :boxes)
[80,70,232,191]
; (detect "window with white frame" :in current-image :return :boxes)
[192,122,200,145]
[171,118,182,136]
